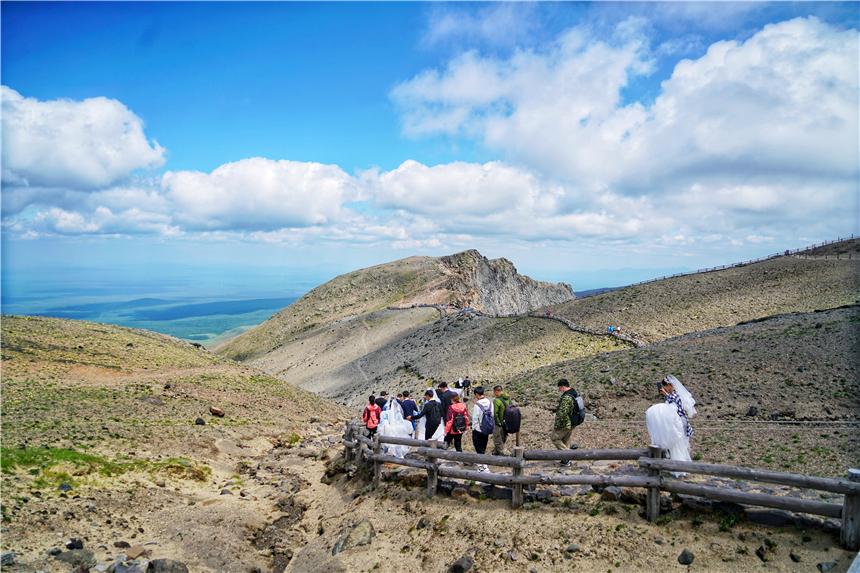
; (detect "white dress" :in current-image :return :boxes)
[645,376,696,466]
[377,399,415,458]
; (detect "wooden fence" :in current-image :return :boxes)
[342,422,860,550]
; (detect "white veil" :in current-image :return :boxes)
[665,375,696,419]
[378,398,414,458]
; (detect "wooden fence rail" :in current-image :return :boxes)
[341,422,860,549]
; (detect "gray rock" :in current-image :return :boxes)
[220,488,232,495]
[678,549,694,565]
[331,519,374,555]
[600,486,622,502]
[194,417,205,426]
[507,551,518,562]
[755,545,770,562]
[1,552,15,566]
[789,552,801,563]
[113,561,147,573]
[58,483,73,492]
[66,538,84,550]
[54,549,96,569]
[416,517,430,529]
[447,555,474,573]
[746,406,758,417]
[565,544,580,553]
[816,562,837,573]
[147,559,190,573]
[654,537,664,545]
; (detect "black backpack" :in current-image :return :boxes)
[452,411,468,433]
[503,403,521,434]
[567,390,586,427]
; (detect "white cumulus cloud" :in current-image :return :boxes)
[1,86,165,192]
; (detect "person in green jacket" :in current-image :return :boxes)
[552,378,580,466]
[492,385,511,455]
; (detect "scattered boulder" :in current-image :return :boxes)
[54,549,96,569]
[755,545,771,562]
[448,555,474,573]
[112,559,147,573]
[1,552,15,566]
[66,538,84,550]
[416,517,431,530]
[331,519,375,555]
[147,559,190,573]
[678,549,694,565]
[451,487,470,501]
[209,406,225,417]
[114,541,131,549]
[789,552,801,563]
[817,562,837,573]
[600,486,622,502]
[746,406,758,417]
[194,417,206,426]
[220,488,233,495]
[564,544,580,553]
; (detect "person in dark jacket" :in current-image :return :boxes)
[435,382,456,421]
[400,390,418,432]
[409,390,442,440]
[375,391,389,410]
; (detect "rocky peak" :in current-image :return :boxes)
[440,250,574,316]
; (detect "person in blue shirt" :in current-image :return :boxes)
[400,390,418,432]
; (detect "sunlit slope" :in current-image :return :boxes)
[551,253,859,343]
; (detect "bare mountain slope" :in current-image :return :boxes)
[550,255,858,343]
[268,311,628,406]
[217,250,574,362]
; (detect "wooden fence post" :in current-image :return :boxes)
[646,445,662,522]
[372,434,381,487]
[841,468,860,550]
[511,447,524,509]
[426,440,440,498]
[344,422,353,462]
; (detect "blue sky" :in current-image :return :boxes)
[2,2,858,293]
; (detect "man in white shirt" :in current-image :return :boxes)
[470,386,494,473]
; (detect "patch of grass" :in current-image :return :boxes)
[1,447,210,488]
[718,512,740,532]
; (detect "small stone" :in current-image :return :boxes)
[126,545,148,560]
[416,517,430,529]
[209,406,225,417]
[194,418,205,426]
[147,559,190,573]
[746,406,758,417]
[789,552,801,563]
[508,551,518,562]
[58,483,73,492]
[66,538,84,550]
[54,549,96,569]
[1,552,15,566]
[654,537,664,545]
[114,541,131,549]
[817,562,837,573]
[600,486,622,502]
[447,555,474,573]
[755,545,769,562]
[220,488,233,495]
[48,547,62,556]
[331,519,374,555]
[565,544,580,553]
[678,549,694,565]
[494,539,505,548]
[451,487,469,500]
[155,481,166,488]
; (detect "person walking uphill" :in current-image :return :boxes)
[409,390,442,440]
[492,385,512,455]
[471,387,493,472]
[552,379,585,467]
[362,395,381,439]
[444,393,469,452]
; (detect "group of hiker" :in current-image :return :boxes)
[360,374,697,470]
[360,378,596,469]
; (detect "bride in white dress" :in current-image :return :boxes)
[645,375,696,464]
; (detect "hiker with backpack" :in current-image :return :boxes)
[470,387,494,472]
[362,395,382,439]
[552,379,585,467]
[443,393,469,451]
[492,385,519,455]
